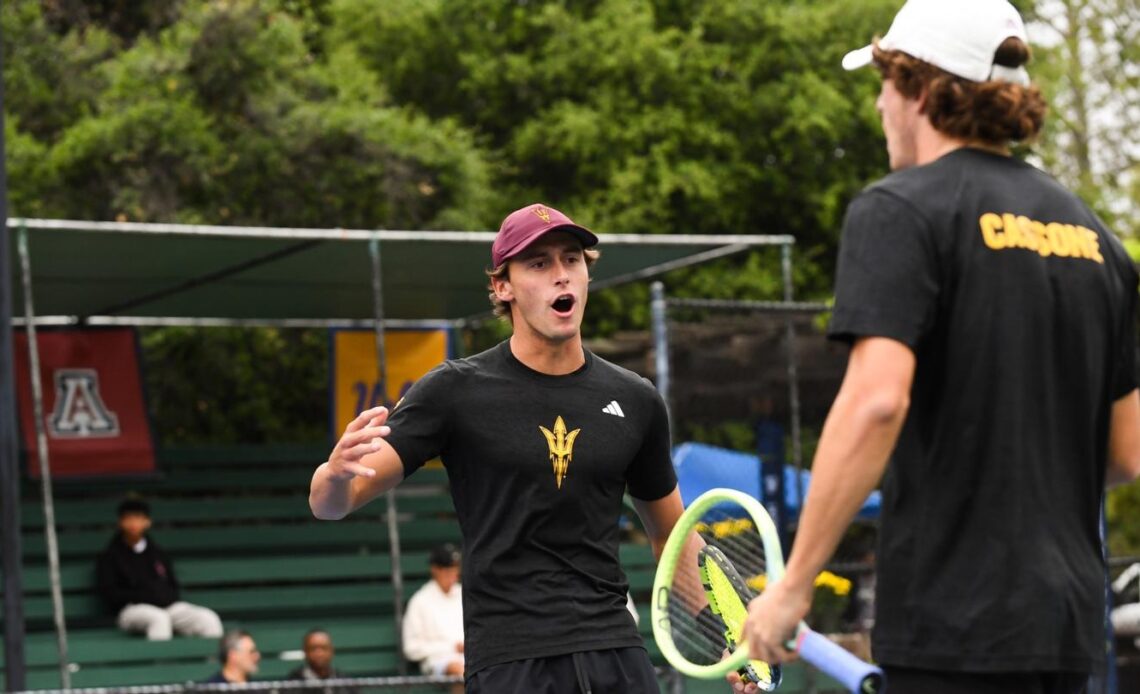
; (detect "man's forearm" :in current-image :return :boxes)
[309,462,357,520]
[632,487,685,563]
[1108,390,1140,488]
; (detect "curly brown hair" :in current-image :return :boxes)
[872,37,1046,145]
[485,248,601,323]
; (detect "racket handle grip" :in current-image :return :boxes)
[796,629,885,694]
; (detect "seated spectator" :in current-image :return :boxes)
[95,497,223,640]
[402,543,464,680]
[204,629,260,683]
[289,628,351,680]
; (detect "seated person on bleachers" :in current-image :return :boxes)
[204,629,261,683]
[402,543,464,678]
[289,628,352,681]
[95,497,224,641]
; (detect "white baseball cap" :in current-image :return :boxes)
[841,0,1030,85]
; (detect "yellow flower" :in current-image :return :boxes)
[813,570,852,596]
[695,519,756,539]
[744,570,851,597]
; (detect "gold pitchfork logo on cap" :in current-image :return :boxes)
[532,206,552,223]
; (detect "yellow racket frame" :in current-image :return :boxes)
[651,488,786,679]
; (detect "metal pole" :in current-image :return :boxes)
[368,236,406,674]
[781,242,812,693]
[18,225,71,687]
[448,320,466,359]
[0,20,28,684]
[780,244,804,505]
[650,282,672,438]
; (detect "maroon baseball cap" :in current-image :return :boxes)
[491,203,599,267]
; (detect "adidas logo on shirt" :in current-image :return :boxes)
[602,400,625,418]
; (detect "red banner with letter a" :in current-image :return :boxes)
[14,328,155,478]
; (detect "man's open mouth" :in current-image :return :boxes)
[551,294,575,314]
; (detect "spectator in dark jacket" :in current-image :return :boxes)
[288,629,356,691]
[95,497,223,640]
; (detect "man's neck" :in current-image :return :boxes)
[307,663,331,678]
[221,665,247,683]
[915,124,1010,166]
[509,333,585,375]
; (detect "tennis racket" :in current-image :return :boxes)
[651,488,884,693]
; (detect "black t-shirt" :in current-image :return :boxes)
[384,340,677,675]
[830,148,1138,673]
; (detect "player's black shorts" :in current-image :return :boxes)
[466,646,659,694]
[881,665,1088,694]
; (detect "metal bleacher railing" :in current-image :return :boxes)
[13,668,686,694]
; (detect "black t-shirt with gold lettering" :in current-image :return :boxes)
[830,148,1138,673]
[383,340,677,675]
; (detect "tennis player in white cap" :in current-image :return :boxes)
[739,1,1140,692]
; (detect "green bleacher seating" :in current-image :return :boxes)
[24,518,462,559]
[4,445,664,690]
[5,446,464,687]
[22,494,456,530]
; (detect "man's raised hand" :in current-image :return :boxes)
[326,406,391,481]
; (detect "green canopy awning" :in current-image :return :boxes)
[8,219,792,325]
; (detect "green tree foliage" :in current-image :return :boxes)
[1030,0,1139,237]
[139,326,328,444]
[333,0,894,262]
[40,0,185,44]
[14,0,493,228]
[1,0,114,141]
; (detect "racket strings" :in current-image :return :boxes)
[663,508,770,666]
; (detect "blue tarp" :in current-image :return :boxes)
[672,442,881,520]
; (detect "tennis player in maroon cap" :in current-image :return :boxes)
[310,203,686,692]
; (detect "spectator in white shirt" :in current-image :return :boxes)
[403,543,464,682]
[1112,562,1140,638]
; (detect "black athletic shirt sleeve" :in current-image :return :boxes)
[382,362,454,478]
[625,385,677,501]
[829,189,940,349]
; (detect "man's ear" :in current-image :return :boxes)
[915,86,930,115]
[491,273,513,303]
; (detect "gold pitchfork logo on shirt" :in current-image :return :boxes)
[540,416,580,489]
